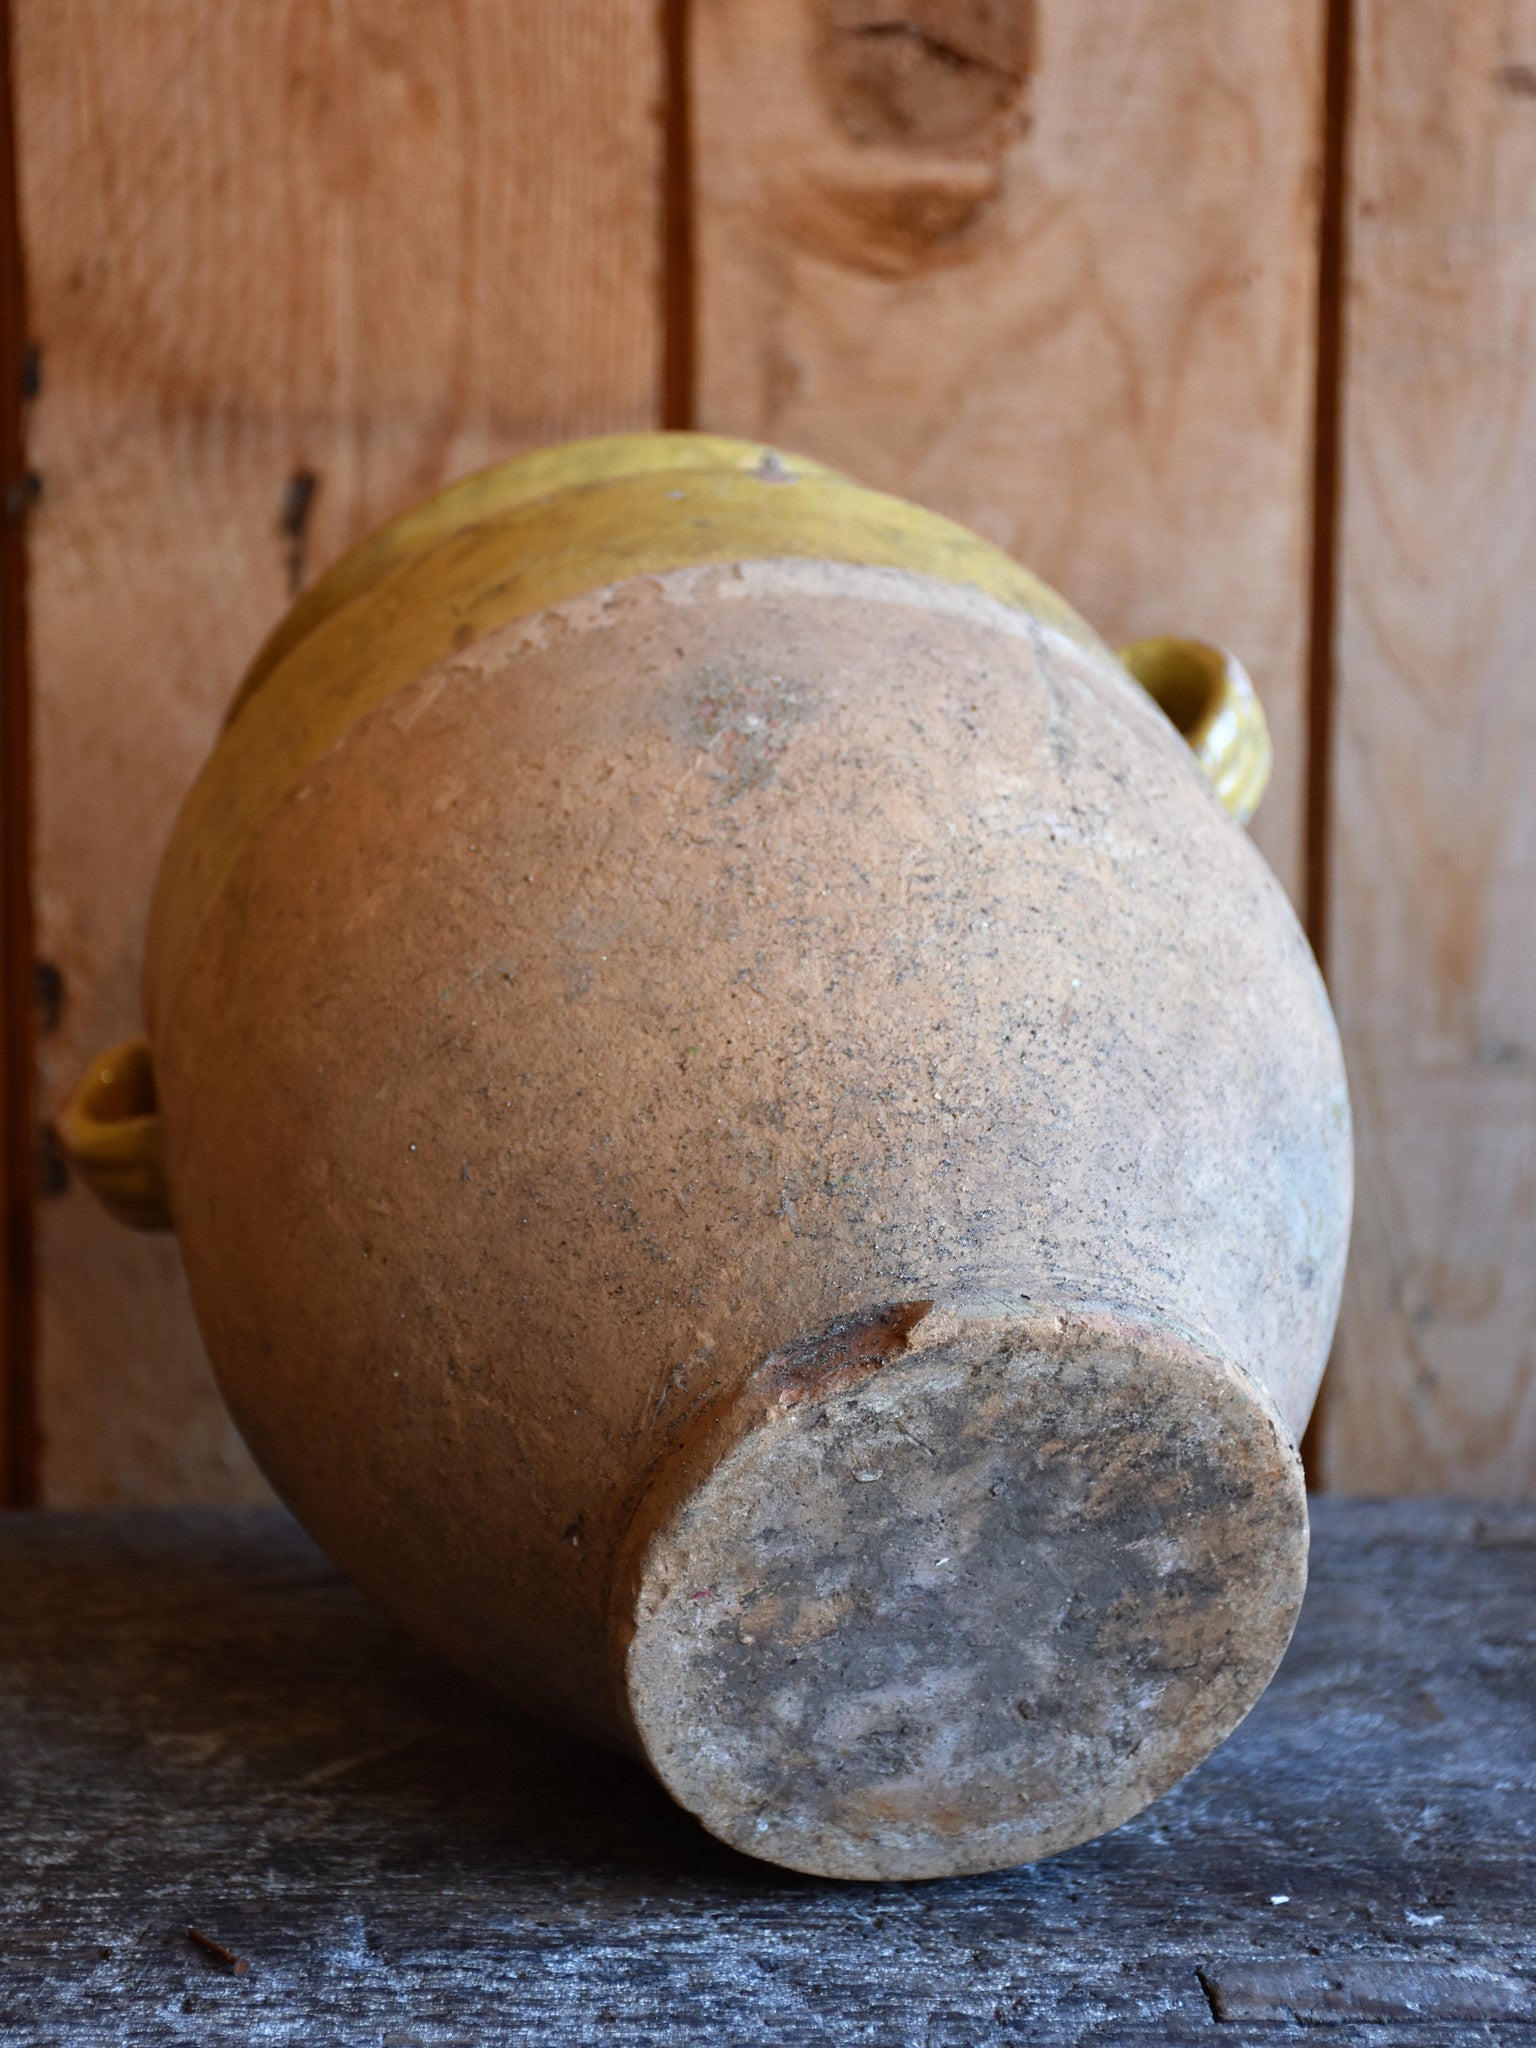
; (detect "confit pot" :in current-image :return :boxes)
[61,432,1352,1881]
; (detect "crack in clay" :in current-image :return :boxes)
[757,1301,934,1408]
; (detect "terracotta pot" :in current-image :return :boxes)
[61,433,1351,1880]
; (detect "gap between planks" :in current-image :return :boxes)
[1298,0,1357,1490]
[660,0,696,430]
[0,0,35,1507]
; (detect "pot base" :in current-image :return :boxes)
[620,1299,1307,1880]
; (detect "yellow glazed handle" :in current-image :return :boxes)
[1118,637,1272,825]
[55,1036,173,1232]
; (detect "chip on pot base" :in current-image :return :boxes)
[60,434,1351,1880]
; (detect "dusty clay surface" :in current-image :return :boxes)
[622,1298,1306,1879]
[150,561,1351,1870]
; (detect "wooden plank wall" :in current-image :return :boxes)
[1322,0,1536,1493]
[690,0,1325,906]
[12,0,664,1501]
[0,0,1531,1501]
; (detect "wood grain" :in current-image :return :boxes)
[1322,0,1536,1492]
[0,1498,1530,2041]
[690,0,1327,907]
[12,0,665,1501]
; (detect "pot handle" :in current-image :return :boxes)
[55,1036,173,1232]
[1117,637,1272,825]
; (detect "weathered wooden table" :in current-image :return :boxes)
[0,1499,1530,2045]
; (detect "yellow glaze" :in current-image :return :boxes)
[1118,637,1272,827]
[61,435,1273,1228]
[146,436,1111,1025]
[231,435,851,720]
[55,1037,172,1232]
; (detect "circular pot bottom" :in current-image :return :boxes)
[618,1298,1307,1880]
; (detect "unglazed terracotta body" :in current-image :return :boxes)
[61,436,1351,1881]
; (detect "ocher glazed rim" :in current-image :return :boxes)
[231,433,1106,723]
[145,434,1114,1034]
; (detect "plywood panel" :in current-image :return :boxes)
[16,0,664,1501]
[1323,0,1536,1493]
[691,0,1327,907]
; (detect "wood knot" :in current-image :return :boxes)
[822,0,1034,151]
[782,0,1034,276]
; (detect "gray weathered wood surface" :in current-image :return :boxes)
[0,1498,1531,2045]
